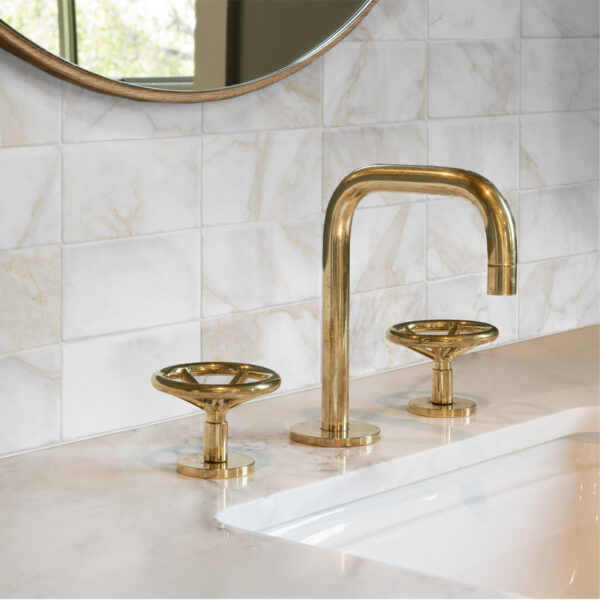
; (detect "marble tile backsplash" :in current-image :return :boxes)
[0,0,598,456]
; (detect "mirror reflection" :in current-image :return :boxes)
[0,0,365,91]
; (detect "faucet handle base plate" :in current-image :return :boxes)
[290,420,380,447]
[409,397,476,418]
[176,452,255,479]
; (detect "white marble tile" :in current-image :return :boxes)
[63,138,201,243]
[429,41,519,118]
[323,122,427,208]
[351,204,426,293]
[203,61,322,133]
[202,216,320,317]
[0,246,60,354]
[202,129,321,226]
[0,345,60,457]
[0,50,61,147]
[62,84,203,142]
[522,39,599,113]
[427,273,518,345]
[520,111,599,189]
[62,231,200,340]
[201,301,320,393]
[519,253,599,338]
[522,0,599,37]
[347,0,427,41]
[429,0,520,39]
[429,116,519,191]
[520,183,599,262]
[62,322,201,440]
[350,283,427,377]
[0,146,60,249]
[323,42,426,127]
[428,191,519,279]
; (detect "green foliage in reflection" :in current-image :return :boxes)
[0,1,60,56]
[1,0,195,79]
[76,0,195,79]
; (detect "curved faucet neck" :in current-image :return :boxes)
[321,164,517,433]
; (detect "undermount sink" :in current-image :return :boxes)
[219,407,599,598]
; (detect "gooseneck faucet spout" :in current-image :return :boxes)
[290,165,517,448]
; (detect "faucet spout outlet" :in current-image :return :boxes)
[290,165,517,447]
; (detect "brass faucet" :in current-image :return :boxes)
[290,165,517,447]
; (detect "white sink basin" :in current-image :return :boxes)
[220,407,599,598]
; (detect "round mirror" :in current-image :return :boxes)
[0,0,374,102]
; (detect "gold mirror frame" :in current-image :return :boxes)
[0,0,376,103]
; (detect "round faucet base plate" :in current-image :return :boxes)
[408,397,476,418]
[289,420,380,447]
[176,452,255,479]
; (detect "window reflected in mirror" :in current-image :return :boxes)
[0,0,363,91]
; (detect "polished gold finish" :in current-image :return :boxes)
[387,319,499,418]
[0,1,376,103]
[290,420,380,447]
[290,165,517,445]
[152,362,280,478]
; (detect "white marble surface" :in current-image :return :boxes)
[203,61,322,133]
[63,84,203,142]
[0,345,60,455]
[62,231,200,340]
[519,182,599,262]
[0,50,61,147]
[521,0,600,37]
[427,273,518,345]
[323,41,426,126]
[522,39,599,113]
[63,139,201,242]
[201,301,320,393]
[518,254,599,338]
[427,191,519,279]
[0,246,60,354]
[350,204,425,293]
[0,327,596,598]
[202,128,321,225]
[202,216,321,317]
[62,322,201,440]
[350,283,426,376]
[0,146,60,249]
[428,116,519,191]
[429,0,520,39]
[520,111,599,189]
[429,41,519,118]
[323,122,427,208]
[347,0,426,41]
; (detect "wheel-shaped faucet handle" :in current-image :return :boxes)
[387,319,498,417]
[152,362,281,478]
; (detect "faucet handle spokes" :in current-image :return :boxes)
[387,319,498,418]
[152,362,281,478]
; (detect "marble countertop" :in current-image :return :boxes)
[0,326,597,598]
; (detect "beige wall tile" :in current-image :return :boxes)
[202,217,321,317]
[0,246,60,354]
[203,129,321,226]
[202,302,320,393]
[63,139,201,243]
[323,42,426,126]
[519,254,599,338]
[0,146,60,250]
[0,345,60,457]
[62,231,200,340]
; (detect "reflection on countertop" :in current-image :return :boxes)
[0,325,597,598]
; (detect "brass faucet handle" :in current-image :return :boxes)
[386,319,498,418]
[152,362,281,410]
[151,362,281,479]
